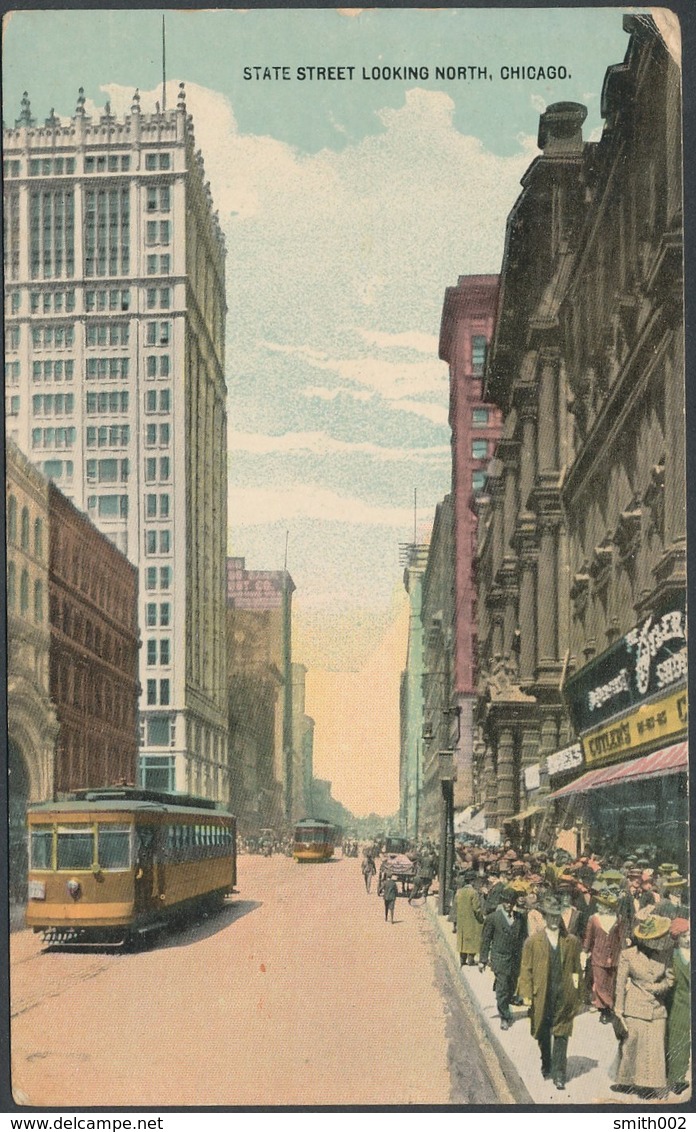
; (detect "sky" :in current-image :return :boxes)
[4,7,643,815]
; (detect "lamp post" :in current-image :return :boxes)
[438,749,457,915]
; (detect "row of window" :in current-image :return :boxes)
[146,255,171,276]
[6,564,43,622]
[32,325,75,349]
[87,357,130,380]
[31,426,77,449]
[8,288,175,317]
[28,157,78,177]
[86,391,129,414]
[147,678,171,706]
[53,652,134,726]
[86,458,130,484]
[10,150,171,181]
[86,494,129,519]
[6,499,44,555]
[87,322,130,347]
[32,393,75,416]
[146,493,170,519]
[145,529,172,554]
[146,602,171,628]
[33,360,74,382]
[145,456,171,482]
[87,425,130,448]
[147,638,170,666]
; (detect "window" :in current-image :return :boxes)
[84,187,129,277]
[160,567,171,590]
[160,457,170,480]
[472,335,487,375]
[7,395,20,416]
[8,325,20,350]
[97,495,128,518]
[5,361,20,385]
[146,567,157,591]
[7,562,16,610]
[472,439,489,460]
[145,458,157,482]
[146,494,157,518]
[21,507,30,550]
[472,471,486,494]
[7,496,17,543]
[34,518,43,558]
[147,679,157,705]
[160,530,170,554]
[34,581,43,622]
[472,408,490,426]
[160,639,170,665]
[29,189,75,279]
[146,603,157,627]
[159,494,170,519]
[57,826,94,870]
[98,825,131,870]
[160,603,170,627]
[30,827,52,869]
[147,640,157,666]
[146,531,157,555]
[147,717,171,746]
[140,755,174,792]
[159,679,170,705]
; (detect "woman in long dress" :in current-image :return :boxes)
[666,918,691,1095]
[613,916,675,1097]
[582,888,626,1023]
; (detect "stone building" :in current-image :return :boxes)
[6,440,59,900]
[3,85,228,799]
[399,542,429,837]
[419,495,454,839]
[291,663,315,823]
[439,274,502,811]
[226,557,295,831]
[48,482,140,795]
[475,15,685,852]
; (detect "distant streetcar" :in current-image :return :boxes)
[26,787,237,945]
[293,818,335,862]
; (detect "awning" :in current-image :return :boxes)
[503,805,545,824]
[547,741,688,800]
[454,806,486,835]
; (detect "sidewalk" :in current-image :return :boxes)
[424,900,689,1106]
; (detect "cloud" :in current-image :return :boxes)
[357,328,440,354]
[229,428,450,462]
[231,484,423,528]
[301,385,374,403]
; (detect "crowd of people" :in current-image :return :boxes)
[449,841,691,1097]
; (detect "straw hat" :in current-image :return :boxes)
[633,915,673,948]
[598,869,624,884]
[594,887,619,908]
[664,873,687,889]
[658,862,679,874]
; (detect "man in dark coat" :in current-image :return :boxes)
[382,875,398,923]
[483,870,506,915]
[518,896,583,1091]
[479,888,526,1029]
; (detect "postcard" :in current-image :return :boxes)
[3,4,689,1111]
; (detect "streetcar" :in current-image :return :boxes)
[26,787,237,945]
[293,818,335,862]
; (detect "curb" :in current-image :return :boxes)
[424,898,534,1105]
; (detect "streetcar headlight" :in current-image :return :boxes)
[67,878,82,900]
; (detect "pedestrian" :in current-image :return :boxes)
[582,887,625,1023]
[612,915,675,1098]
[382,874,398,923]
[666,918,690,1095]
[518,895,583,1091]
[455,871,484,966]
[479,888,526,1030]
[361,852,376,894]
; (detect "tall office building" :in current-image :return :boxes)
[3,86,229,800]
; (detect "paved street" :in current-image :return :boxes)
[11,854,501,1107]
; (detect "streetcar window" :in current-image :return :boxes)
[57,825,94,870]
[30,827,53,870]
[98,824,131,870]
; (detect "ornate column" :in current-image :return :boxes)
[538,348,560,476]
[537,517,559,666]
[496,724,516,824]
[517,531,537,683]
[484,744,497,827]
[518,396,538,513]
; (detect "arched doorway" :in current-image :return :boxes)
[8,741,30,905]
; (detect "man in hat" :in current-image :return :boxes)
[480,888,526,1029]
[654,874,689,921]
[455,871,484,966]
[518,896,583,1090]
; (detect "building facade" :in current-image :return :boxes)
[419,495,454,839]
[291,662,315,823]
[475,16,685,855]
[3,85,228,799]
[439,275,502,812]
[226,557,295,830]
[399,543,429,837]
[48,482,140,795]
[6,440,59,901]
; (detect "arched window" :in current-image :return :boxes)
[34,517,43,560]
[20,506,30,550]
[7,495,17,544]
[20,569,29,614]
[34,580,43,623]
[7,561,16,609]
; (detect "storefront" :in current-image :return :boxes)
[550,596,688,866]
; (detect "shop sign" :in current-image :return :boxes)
[582,686,688,769]
[546,742,583,778]
[564,593,686,734]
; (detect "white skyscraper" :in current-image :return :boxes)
[4,85,229,800]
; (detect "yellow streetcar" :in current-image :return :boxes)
[26,787,237,945]
[293,818,335,862]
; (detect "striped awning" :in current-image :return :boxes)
[548,741,688,800]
